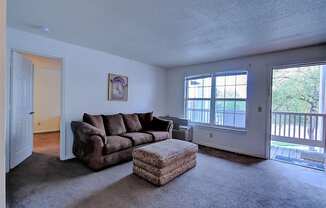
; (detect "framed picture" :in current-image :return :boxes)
[108,73,128,101]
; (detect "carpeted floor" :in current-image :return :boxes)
[6,145,326,208]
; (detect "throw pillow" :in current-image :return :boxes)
[83,113,106,132]
[137,112,153,130]
[102,114,127,135]
[122,114,142,132]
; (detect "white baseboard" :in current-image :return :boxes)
[194,140,266,159]
[64,152,75,160]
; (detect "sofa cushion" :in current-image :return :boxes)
[137,112,153,130]
[83,113,105,132]
[103,114,127,135]
[103,135,132,154]
[122,114,142,132]
[144,131,169,142]
[122,132,153,146]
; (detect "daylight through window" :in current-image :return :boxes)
[185,71,247,129]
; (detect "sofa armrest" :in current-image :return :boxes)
[84,135,106,170]
[71,121,108,170]
[151,117,173,137]
[71,121,107,144]
[172,126,193,141]
[179,125,192,130]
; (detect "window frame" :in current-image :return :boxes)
[184,74,212,124]
[185,71,248,130]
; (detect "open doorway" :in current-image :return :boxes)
[9,51,62,169]
[270,63,326,170]
[24,53,61,157]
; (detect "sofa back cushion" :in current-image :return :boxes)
[83,113,106,132]
[122,114,142,132]
[103,114,127,135]
[137,112,153,130]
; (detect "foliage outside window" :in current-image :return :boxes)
[185,71,248,129]
[272,65,321,113]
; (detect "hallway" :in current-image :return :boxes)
[34,132,60,157]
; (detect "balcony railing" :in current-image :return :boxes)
[271,111,326,148]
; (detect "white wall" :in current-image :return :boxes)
[6,28,168,162]
[23,54,61,133]
[0,0,6,206]
[167,45,326,158]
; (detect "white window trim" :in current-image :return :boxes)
[185,71,248,131]
[184,74,212,124]
[189,122,248,133]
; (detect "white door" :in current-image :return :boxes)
[10,52,34,169]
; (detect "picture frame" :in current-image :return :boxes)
[108,73,128,101]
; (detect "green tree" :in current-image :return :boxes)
[272,66,320,113]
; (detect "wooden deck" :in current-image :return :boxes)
[270,145,302,160]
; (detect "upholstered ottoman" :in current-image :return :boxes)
[133,139,198,186]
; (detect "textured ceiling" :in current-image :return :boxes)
[7,0,326,68]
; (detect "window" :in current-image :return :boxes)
[185,71,247,129]
[215,73,247,128]
[185,76,211,123]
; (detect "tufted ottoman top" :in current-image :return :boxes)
[133,139,198,168]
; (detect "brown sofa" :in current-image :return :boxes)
[71,112,173,170]
[160,116,193,142]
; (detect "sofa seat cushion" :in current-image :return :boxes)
[103,135,133,154]
[122,132,153,146]
[103,114,127,136]
[144,131,169,142]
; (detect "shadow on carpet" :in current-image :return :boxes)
[6,148,326,208]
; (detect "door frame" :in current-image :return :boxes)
[265,58,326,160]
[8,49,66,164]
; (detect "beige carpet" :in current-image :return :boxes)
[6,146,326,208]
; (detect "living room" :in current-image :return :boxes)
[1,1,326,208]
